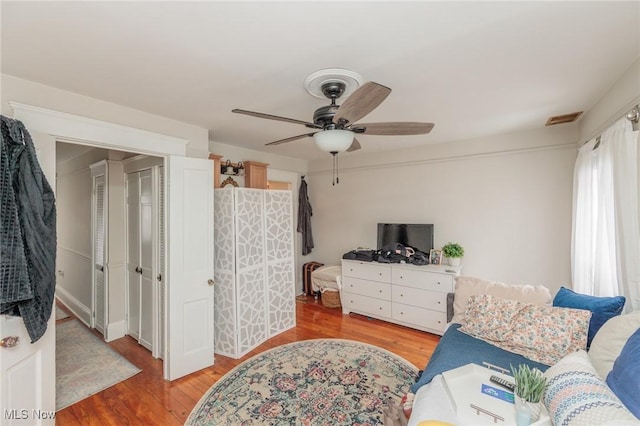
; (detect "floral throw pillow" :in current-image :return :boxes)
[460,294,591,365]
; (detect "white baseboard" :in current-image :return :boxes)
[105,320,127,342]
[55,287,91,327]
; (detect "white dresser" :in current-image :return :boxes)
[341,260,461,335]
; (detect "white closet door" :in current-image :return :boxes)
[138,169,154,351]
[94,175,107,333]
[126,172,140,339]
[158,166,166,359]
[235,188,267,357]
[265,190,295,337]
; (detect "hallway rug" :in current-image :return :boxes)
[56,320,141,411]
[55,305,70,320]
[186,339,417,425]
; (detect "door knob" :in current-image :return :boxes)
[135,267,142,274]
[0,336,19,348]
[208,279,215,286]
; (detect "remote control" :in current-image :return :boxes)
[489,375,515,392]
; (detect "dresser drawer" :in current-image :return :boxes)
[391,303,447,333]
[342,277,391,299]
[391,268,453,292]
[391,286,447,312]
[342,261,391,282]
[342,291,392,318]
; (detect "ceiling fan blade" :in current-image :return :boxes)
[333,82,391,125]
[232,109,321,129]
[356,122,435,135]
[265,132,316,146]
[346,138,361,152]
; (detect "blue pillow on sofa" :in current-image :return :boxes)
[606,328,640,419]
[552,287,625,346]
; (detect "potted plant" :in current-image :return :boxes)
[511,364,547,425]
[441,242,464,266]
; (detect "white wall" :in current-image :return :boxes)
[56,148,111,323]
[307,125,579,296]
[579,58,640,143]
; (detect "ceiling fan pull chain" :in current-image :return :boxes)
[331,152,340,186]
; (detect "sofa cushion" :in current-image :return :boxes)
[409,323,549,395]
[606,328,640,419]
[552,286,625,346]
[451,276,552,325]
[460,294,590,365]
[588,310,640,379]
[543,350,637,425]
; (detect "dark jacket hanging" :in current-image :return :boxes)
[297,177,314,255]
[0,116,57,343]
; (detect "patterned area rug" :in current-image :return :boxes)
[186,339,417,425]
[56,320,141,411]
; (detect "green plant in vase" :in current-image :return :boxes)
[441,242,464,266]
[511,364,547,425]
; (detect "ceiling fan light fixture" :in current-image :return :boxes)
[313,129,354,153]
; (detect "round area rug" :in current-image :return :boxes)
[186,339,417,425]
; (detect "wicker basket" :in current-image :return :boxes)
[321,289,342,308]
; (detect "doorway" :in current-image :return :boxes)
[56,143,165,358]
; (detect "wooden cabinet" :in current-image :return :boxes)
[244,161,269,189]
[341,260,461,335]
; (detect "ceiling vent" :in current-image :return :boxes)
[545,111,583,126]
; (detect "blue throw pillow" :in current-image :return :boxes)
[552,287,625,347]
[606,328,640,419]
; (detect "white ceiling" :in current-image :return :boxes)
[2,2,639,161]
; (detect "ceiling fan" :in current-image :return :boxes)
[232,73,434,155]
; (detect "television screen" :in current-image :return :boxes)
[377,223,434,254]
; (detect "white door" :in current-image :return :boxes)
[138,169,154,351]
[0,315,56,425]
[166,156,214,380]
[93,174,107,333]
[126,173,141,340]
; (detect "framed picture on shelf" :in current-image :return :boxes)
[429,249,443,265]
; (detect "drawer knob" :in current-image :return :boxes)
[379,290,382,293]
[379,273,382,276]
[438,301,441,304]
[400,312,404,315]
[400,294,404,297]
[379,307,383,310]
[437,281,441,285]
[400,275,403,279]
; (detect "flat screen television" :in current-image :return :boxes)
[377,223,434,254]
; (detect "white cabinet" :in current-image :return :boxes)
[214,188,295,358]
[341,260,461,335]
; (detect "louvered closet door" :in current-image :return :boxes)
[138,169,154,351]
[158,166,166,359]
[126,172,140,340]
[94,175,106,333]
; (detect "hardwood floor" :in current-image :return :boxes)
[55,297,440,425]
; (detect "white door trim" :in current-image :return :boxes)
[10,102,188,156]
[9,102,200,382]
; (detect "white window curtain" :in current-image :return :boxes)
[572,117,640,310]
